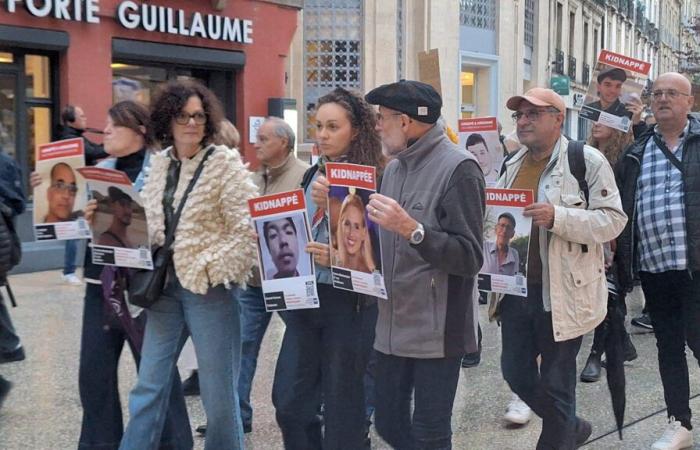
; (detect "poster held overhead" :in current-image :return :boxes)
[33,138,91,241]
[77,167,152,270]
[580,50,651,132]
[249,189,319,312]
[326,162,387,299]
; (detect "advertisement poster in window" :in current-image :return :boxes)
[458,117,503,186]
[580,50,651,132]
[77,167,152,270]
[478,188,534,297]
[33,138,91,241]
[325,162,387,299]
[249,189,319,312]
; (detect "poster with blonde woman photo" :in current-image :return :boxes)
[326,162,387,299]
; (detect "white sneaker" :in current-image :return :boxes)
[652,419,693,450]
[61,273,83,285]
[504,394,532,425]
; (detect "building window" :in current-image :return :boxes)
[303,0,363,141]
[460,69,476,119]
[459,0,496,31]
[397,0,404,80]
[524,0,535,49]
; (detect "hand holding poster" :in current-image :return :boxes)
[33,138,91,241]
[580,50,651,132]
[458,117,503,186]
[325,162,387,299]
[77,167,152,270]
[478,188,534,297]
[249,189,319,312]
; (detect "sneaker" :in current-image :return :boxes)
[652,419,693,450]
[61,273,83,285]
[461,350,481,368]
[631,313,653,330]
[504,394,532,425]
[0,346,25,364]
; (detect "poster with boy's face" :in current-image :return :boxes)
[458,117,502,186]
[33,138,91,241]
[580,50,651,132]
[255,214,313,281]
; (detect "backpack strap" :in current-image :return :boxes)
[567,140,589,253]
[499,151,519,177]
[567,140,589,205]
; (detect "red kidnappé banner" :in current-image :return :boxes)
[325,162,376,191]
[248,189,306,218]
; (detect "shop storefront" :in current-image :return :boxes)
[1,0,300,272]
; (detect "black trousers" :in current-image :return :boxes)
[640,270,700,430]
[500,286,583,450]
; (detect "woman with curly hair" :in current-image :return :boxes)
[272,87,384,449]
[119,80,258,450]
[335,192,376,273]
[579,122,638,383]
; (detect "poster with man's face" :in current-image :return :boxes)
[33,138,91,241]
[458,117,503,186]
[580,50,651,132]
[77,167,152,269]
[249,189,319,312]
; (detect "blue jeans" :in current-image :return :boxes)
[120,280,244,450]
[374,352,461,450]
[79,284,191,450]
[272,284,376,450]
[64,239,78,275]
[500,285,583,450]
[0,291,20,353]
[237,285,271,428]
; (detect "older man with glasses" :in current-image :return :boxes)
[494,87,627,449]
[616,72,700,450]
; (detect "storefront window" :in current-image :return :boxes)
[0,73,16,158]
[0,52,13,64]
[27,106,51,172]
[25,54,50,98]
[461,70,475,119]
[112,63,168,105]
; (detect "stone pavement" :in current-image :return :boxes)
[1,270,699,449]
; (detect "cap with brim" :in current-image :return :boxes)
[506,87,566,113]
[365,80,442,124]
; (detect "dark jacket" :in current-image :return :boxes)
[375,124,485,358]
[57,125,108,166]
[0,152,25,216]
[615,114,700,291]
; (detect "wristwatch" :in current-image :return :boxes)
[409,222,425,245]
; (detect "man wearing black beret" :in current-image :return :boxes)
[583,66,633,120]
[364,80,485,449]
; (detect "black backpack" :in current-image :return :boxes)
[0,202,21,285]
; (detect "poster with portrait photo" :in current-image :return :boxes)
[458,117,502,186]
[326,162,387,299]
[580,50,651,132]
[478,188,534,297]
[77,167,152,270]
[33,138,91,241]
[249,189,319,312]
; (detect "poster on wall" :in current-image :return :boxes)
[458,117,503,186]
[325,162,387,299]
[580,50,652,132]
[77,167,153,270]
[33,138,91,241]
[478,188,534,297]
[249,189,319,312]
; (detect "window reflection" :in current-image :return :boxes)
[25,55,50,98]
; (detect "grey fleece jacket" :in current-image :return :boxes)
[376,124,485,358]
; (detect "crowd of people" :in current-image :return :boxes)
[0,69,698,450]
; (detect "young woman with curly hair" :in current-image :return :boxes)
[272,87,385,449]
[119,80,258,450]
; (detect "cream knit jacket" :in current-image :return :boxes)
[142,144,257,294]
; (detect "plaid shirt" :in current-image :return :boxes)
[636,124,689,272]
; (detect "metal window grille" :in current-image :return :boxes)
[525,0,536,49]
[459,0,496,31]
[303,0,363,141]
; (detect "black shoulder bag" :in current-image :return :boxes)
[128,148,214,308]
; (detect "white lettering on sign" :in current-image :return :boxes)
[601,53,646,72]
[329,168,373,183]
[4,1,251,42]
[254,195,300,212]
[486,191,528,203]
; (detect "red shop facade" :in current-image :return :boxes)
[0,0,300,272]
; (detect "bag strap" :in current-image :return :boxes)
[499,151,519,177]
[567,140,589,205]
[163,147,215,250]
[652,134,684,174]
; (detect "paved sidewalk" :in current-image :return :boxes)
[0,270,699,449]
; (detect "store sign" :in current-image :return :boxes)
[3,0,253,44]
[550,75,570,96]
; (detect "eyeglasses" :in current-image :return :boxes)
[511,108,560,123]
[174,111,207,125]
[651,90,691,100]
[50,181,78,195]
[376,112,403,124]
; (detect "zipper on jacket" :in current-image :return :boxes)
[431,277,438,331]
